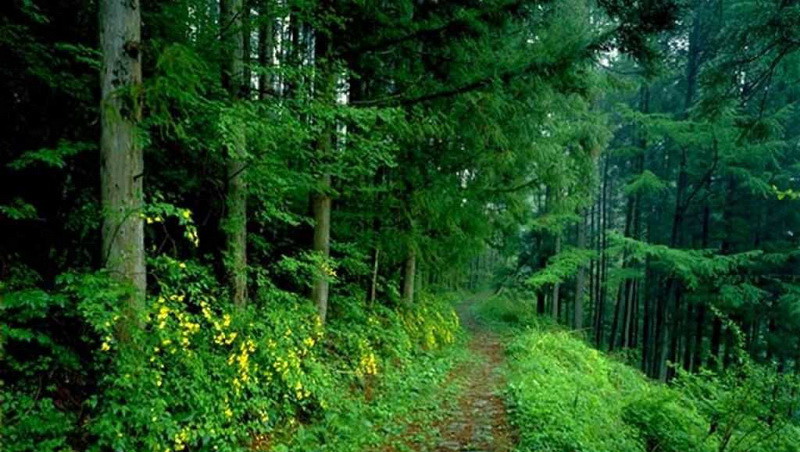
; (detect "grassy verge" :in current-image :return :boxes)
[475,294,800,452]
[281,337,470,452]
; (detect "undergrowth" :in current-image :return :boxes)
[1,262,465,452]
[475,293,800,452]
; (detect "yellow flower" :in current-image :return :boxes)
[157,305,170,321]
[100,342,111,352]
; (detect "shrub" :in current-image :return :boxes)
[1,260,463,452]
[488,289,800,452]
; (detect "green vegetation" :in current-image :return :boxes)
[3,0,800,450]
[478,295,800,452]
[3,273,463,451]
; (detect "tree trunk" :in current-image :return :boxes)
[609,283,624,351]
[311,174,332,320]
[594,156,609,348]
[682,302,695,371]
[623,279,636,348]
[613,176,637,350]
[369,248,380,305]
[692,303,706,371]
[100,0,146,329]
[257,1,275,99]
[709,316,723,368]
[574,210,587,330]
[690,204,711,371]
[402,248,416,304]
[551,233,561,320]
[709,176,736,367]
[311,24,336,321]
[642,260,654,372]
[221,0,248,307]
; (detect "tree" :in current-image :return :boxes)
[100,0,146,323]
[220,0,248,306]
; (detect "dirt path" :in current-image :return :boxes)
[434,299,516,452]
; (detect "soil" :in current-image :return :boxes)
[433,298,516,452]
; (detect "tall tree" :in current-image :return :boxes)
[311,12,336,321]
[100,0,146,320]
[221,0,248,306]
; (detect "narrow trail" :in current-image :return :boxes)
[434,298,516,452]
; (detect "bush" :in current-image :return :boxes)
[506,328,645,452]
[484,291,800,452]
[1,260,463,452]
[473,291,538,327]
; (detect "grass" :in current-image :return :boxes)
[474,293,800,452]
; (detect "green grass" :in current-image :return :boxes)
[475,294,800,452]
[281,334,470,452]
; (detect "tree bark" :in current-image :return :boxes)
[100,0,146,326]
[369,248,380,305]
[402,248,416,304]
[311,174,332,320]
[311,23,336,321]
[551,233,561,320]
[257,1,275,99]
[221,0,248,307]
[690,204,711,371]
[574,210,587,330]
[594,156,609,348]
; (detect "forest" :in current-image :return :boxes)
[2,0,800,451]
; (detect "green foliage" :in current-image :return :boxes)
[676,364,800,452]
[609,233,762,290]
[0,198,38,221]
[7,140,94,170]
[480,295,800,452]
[7,0,775,451]
[527,247,595,290]
[1,258,462,452]
[624,170,666,196]
[507,326,649,452]
[473,291,539,327]
[1,394,76,452]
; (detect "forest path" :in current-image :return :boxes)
[433,296,516,452]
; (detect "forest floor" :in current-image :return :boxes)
[375,295,516,452]
[432,296,516,452]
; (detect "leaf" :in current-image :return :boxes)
[0,198,38,220]
[8,140,94,170]
[624,170,666,195]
